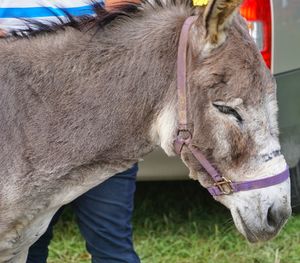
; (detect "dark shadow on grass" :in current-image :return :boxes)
[133,180,232,238]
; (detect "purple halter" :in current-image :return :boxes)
[174,16,290,196]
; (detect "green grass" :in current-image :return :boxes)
[48,181,300,263]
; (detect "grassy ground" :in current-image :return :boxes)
[48,181,300,263]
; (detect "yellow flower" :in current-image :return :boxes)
[192,0,209,6]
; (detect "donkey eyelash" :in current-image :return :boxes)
[213,104,243,123]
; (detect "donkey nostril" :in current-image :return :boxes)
[267,205,278,228]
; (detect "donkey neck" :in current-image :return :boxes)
[0,8,191,169]
[77,10,191,160]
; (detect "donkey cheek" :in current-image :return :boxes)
[188,170,199,180]
[229,130,252,166]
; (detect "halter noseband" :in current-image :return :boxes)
[174,16,289,196]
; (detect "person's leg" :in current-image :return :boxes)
[72,164,140,263]
[26,208,64,263]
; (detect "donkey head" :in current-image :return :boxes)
[155,0,291,242]
[184,0,291,242]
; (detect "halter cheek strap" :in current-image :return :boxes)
[174,16,290,196]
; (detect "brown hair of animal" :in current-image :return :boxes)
[203,0,242,44]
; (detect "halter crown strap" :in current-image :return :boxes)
[174,16,290,196]
[177,16,197,130]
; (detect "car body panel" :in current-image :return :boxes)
[277,68,300,167]
[272,0,300,74]
[138,150,188,181]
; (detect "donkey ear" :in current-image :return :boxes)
[202,0,243,46]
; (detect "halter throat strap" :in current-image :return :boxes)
[173,16,289,196]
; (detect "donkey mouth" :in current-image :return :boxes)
[236,209,260,243]
[235,209,287,243]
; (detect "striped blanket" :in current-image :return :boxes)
[0,0,104,31]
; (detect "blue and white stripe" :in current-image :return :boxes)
[0,0,104,31]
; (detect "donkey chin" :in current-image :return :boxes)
[193,155,291,243]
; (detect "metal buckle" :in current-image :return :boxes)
[214,177,233,195]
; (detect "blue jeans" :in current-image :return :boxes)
[26,164,140,263]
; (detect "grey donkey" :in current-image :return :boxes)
[0,0,291,262]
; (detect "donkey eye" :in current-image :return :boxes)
[213,104,243,123]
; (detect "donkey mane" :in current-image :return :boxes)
[8,0,194,39]
[9,1,141,38]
